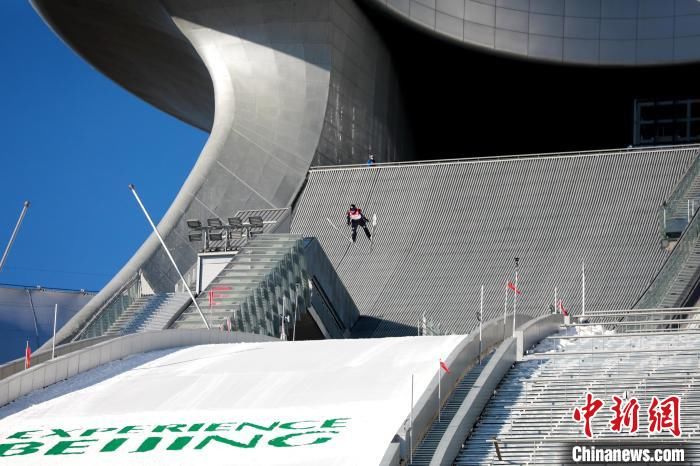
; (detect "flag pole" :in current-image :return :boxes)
[438,362,442,422]
[52,304,58,359]
[479,285,484,365]
[280,296,287,341]
[293,296,298,341]
[128,184,210,329]
[0,201,30,273]
[503,279,509,340]
[512,257,519,336]
[581,261,586,316]
[410,373,414,464]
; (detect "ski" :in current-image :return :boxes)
[326,217,354,244]
[370,213,377,252]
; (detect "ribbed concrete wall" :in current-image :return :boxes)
[291,146,699,337]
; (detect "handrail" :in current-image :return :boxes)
[634,205,700,309]
[659,148,700,237]
[383,314,531,465]
[662,148,700,210]
[266,208,291,234]
[429,314,563,466]
[585,306,700,315]
[0,283,96,294]
[310,144,700,172]
[0,335,115,381]
[70,271,141,342]
[173,236,310,335]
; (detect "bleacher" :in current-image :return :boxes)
[291,146,700,337]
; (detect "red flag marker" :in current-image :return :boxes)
[440,359,450,374]
[24,340,31,369]
[558,299,569,316]
[507,281,522,295]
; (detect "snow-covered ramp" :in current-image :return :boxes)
[0,336,464,465]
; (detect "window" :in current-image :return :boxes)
[634,98,700,146]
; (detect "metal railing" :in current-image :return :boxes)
[311,144,700,171]
[73,272,142,341]
[659,150,700,238]
[172,236,311,339]
[635,207,700,310]
[418,312,444,336]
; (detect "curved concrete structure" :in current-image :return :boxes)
[31,0,411,343]
[31,0,700,344]
[368,0,700,65]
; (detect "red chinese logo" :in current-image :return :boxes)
[610,396,640,434]
[573,393,682,438]
[573,392,604,438]
[648,395,681,437]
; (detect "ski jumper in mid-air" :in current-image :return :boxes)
[347,204,372,243]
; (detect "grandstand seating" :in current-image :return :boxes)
[291,146,700,337]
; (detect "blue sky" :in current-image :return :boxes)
[0,1,207,291]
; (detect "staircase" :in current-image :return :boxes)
[103,293,190,336]
[636,199,700,310]
[656,237,700,308]
[103,296,152,336]
[662,149,700,239]
[410,353,494,465]
[170,234,310,337]
[634,150,700,310]
[122,293,190,333]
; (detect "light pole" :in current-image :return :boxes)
[0,201,30,273]
[512,257,519,336]
[128,184,210,329]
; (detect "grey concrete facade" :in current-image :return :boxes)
[368,0,700,65]
[31,0,411,344]
[292,147,699,337]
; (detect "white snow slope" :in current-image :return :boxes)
[0,335,465,465]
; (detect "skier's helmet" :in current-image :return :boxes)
[350,204,356,209]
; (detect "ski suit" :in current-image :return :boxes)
[347,207,371,242]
